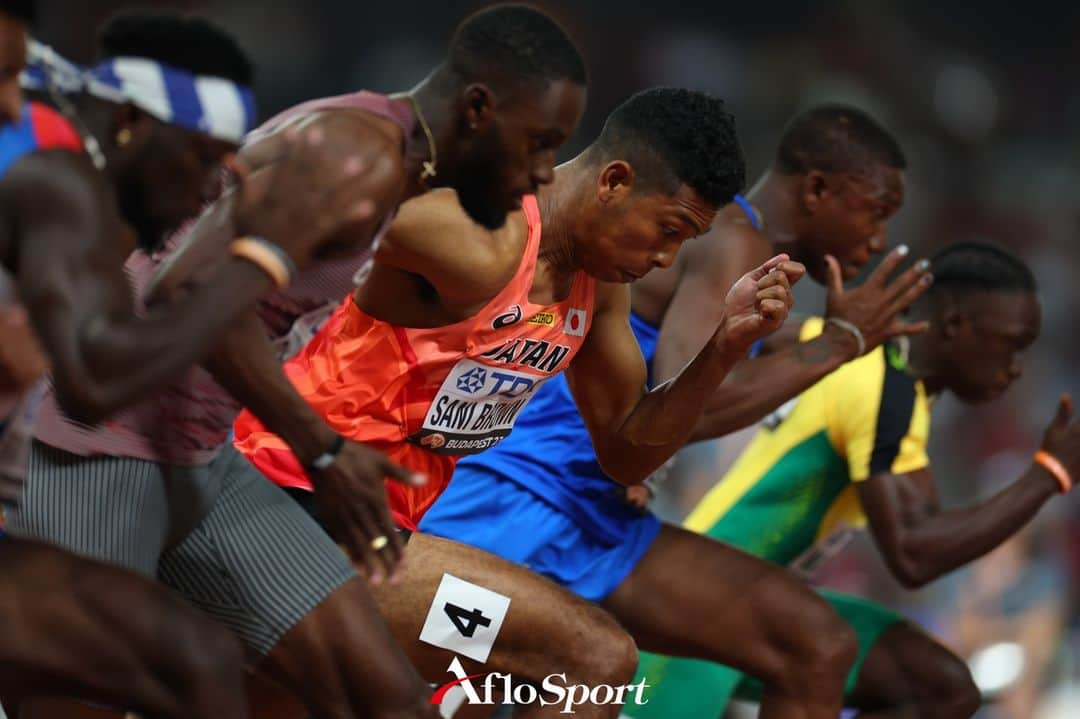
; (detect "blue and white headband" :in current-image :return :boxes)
[22,41,256,144]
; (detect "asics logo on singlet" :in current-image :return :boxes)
[492,305,523,330]
[432,657,650,714]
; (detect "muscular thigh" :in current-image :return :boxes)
[371,532,625,682]
[0,538,227,709]
[604,524,834,667]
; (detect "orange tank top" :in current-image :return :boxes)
[233,195,596,528]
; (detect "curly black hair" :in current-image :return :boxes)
[98,11,253,85]
[929,241,1036,297]
[776,104,905,176]
[0,0,34,23]
[590,87,744,208]
[449,3,586,87]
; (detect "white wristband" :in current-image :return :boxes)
[825,317,866,357]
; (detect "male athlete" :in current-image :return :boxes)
[0,4,277,716]
[415,105,927,718]
[231,88,848,718]
[633,242,1076,718]
[19,6,589,718]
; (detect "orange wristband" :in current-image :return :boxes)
[1034,450,1072,493]
[230,237,293,289]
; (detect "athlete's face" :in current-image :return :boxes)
[454,78,584,230]
[800,164,904,283]
[936,291,1041,404]
[577,168,716,282]
[0,12,27,125]
[112,108,236,250]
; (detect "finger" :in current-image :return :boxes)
[353,507,387,586]
[824,255,844,300]
[866,244,910,287]
[883,258,931,306]
[383,460,427,488]
[757,298,789,324]
[781,261,807,286]
[1054,393,1073,428]
[756,285,792,305]
[885,272,934,317]
[757,268,791,293]
[222,154,252,190]
[748,254,791,281]
[371,501,405,584]
[884,320,931,339]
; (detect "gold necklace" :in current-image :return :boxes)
[399,94,437,184]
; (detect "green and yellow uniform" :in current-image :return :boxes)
[628,318,933,717]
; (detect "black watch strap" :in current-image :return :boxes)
[309,434,346,472]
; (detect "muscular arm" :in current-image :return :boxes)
[858,466,1059,589]
[647,225,858,442]
[5,151,272,424]
[567,282,746,485]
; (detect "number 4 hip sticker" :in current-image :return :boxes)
[419,573,512,663]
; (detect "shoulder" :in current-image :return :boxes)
[2,149,103,226]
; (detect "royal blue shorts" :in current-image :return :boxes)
[420,466,662,602]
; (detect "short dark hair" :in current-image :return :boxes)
[449,4,586,87]
[928,241,1037,300]
[98,11,253,85]
[0,0,34,23]
[590,87,744,208]
[776,104,906,176]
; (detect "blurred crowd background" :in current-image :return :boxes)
[31,1,1080,716]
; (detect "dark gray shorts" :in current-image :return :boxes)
[7,441,357,656]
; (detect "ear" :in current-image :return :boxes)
[461,83,497,132]
[596,161,634,204]
[800,170,829,214]
[939,304,967,340]
[110,102,154,151]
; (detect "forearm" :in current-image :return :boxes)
[894,467,1058,586]
[67,259,272,421]
[602,324,743,484]
[689,327,858,442]
[203,315,334,469]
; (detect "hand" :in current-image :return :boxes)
[824,245,933,358]
[723,254,804,354]
[0,307,49,392]
[310,440,427,584]
[1040,394,1080,488]
[624,484,652,510]
[228,125,378,270]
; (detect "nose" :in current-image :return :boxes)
[0,81,23,125]
[651,251,675,270]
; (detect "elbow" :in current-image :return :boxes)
[596,452,646,488]
[887,547,936,590]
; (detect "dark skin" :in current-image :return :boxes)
[241,144,797,719]
[625,160,926,506]
[838,288,1074,719]
[147,71,587,719]
[150,73,587,580]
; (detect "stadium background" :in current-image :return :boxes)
[32,1,1080,716]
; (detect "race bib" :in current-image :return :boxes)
[407,358,548,455]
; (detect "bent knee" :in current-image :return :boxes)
[923,651,980,718]
[565,607,639,687]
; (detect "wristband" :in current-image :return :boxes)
[1034,450,1072,493]
[309,434,346,472]
[825,317,866,357]
[230,237,296,289]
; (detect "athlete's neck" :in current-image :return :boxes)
[398,76,455,203]
[746,169,808,265]
[536,160,590,278]
[904,331,942,392]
